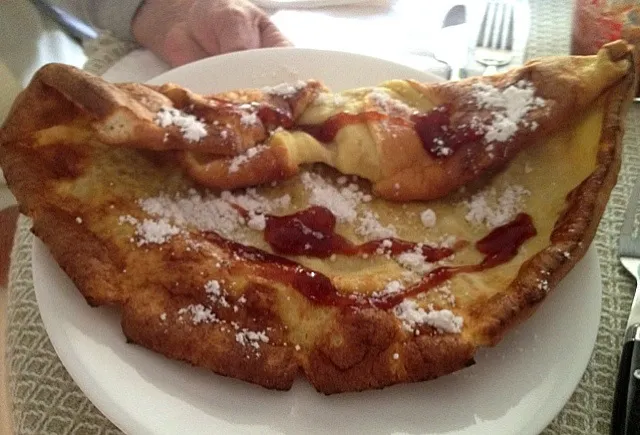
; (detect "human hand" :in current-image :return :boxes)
[132,0,291,67]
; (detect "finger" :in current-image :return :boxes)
[259,17,292,48]
[163,26,210,67]
[192,7,260,55]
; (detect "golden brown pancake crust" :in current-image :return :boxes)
[0,41,635,394]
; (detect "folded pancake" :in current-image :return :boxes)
[0,40,635,394]
[4,41,630,203]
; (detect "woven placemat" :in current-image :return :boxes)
[6,1,639,433]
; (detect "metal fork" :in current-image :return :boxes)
[612,178,640,435]
[475,1,515,76]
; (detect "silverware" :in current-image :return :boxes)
[413,4,468,81]
[29,0,97,42]
[612,178,640,435]
[474,1,514,75]
[437,4,468,81]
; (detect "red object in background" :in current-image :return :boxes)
[572,0,640,96]
[572,0,625,55]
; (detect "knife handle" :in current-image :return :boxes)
[611,326,640,435]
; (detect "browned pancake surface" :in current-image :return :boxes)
[0,41,635,393]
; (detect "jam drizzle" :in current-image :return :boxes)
[373,213,537,309]
[263,205,452,261]
[411,106,482,158]
[220,207,536,310]
[205,231,355,307]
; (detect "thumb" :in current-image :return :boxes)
[259,17,292,48]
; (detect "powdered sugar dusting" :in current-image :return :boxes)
[420,209,436,228]
[247,212,267,231]
[228,144,267,173]
[118,215,182,246]
[239,110,259,126]
[433,281,456,306]
[372,280,405,298]
[139,191,243,238]
[178,304,217,324]
[301,172,397,239]
[261,80,307,97]
[465,185,530,228]
[204,279,221,296]
[356,210,397,239]
[119,187,291,246]
[471,80,545,143]
[221,188,291,214]
[155,107,208,142]
[537,279,550,293]
[236,329,270,349]
[368,88,416,117]
[204,279,232,308]
[394,300,463,334]
[396,251,433,274]
[301,172,361,223]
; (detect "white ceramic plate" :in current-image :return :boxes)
[252,0,370,9]
[34,48,602,435]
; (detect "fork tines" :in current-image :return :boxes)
[477,1,515,51]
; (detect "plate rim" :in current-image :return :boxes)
[143,46,444,88]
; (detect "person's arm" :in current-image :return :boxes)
[46,0,144,41]
[43,0,291,67]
